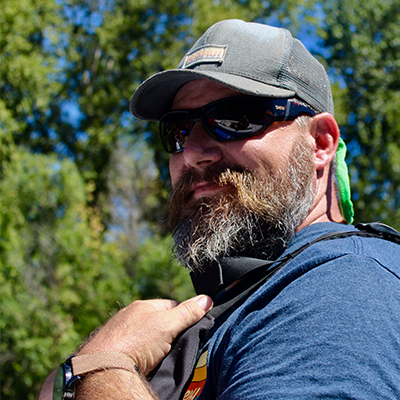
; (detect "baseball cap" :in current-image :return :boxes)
[129,19,353,223]
[130,19,334,120]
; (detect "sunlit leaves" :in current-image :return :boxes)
[321,0,400,227]
[2,1,400,398]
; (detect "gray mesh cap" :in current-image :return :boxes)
[130,19,334,120]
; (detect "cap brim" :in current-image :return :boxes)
[130,69,296,121]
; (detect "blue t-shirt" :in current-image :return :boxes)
[197,222,400,399]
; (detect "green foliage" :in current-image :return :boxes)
[0,149,126,398]
[0,148,193,398]
[129,235,195,301]
[2,0,312,209]
[0,0,63,149]
[320,0,400,228]
[2,0,400,398]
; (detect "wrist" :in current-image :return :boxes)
[72,352,139,375]
[52,352,139,400]
[75,368,156,400]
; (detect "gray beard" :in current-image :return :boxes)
[168,139,316,272]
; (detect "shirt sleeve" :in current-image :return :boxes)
[211,255,400,399]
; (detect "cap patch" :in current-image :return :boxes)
[182,45,227,69]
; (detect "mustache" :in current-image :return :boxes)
[169,163,247,205]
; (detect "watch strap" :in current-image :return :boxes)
[71,352,138,376]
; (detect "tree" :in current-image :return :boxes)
[3,0,311,211]
[2,0,400,397]
[0,147,194,399]
[0,0,63,152]
[320,0,400,228]
[0,149,125,398]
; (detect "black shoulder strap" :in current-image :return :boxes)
[207,222,400,321]
[355,222,400,244]
[190,222,400,300]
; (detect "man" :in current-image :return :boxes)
[42,19,400,400]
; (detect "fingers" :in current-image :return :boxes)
[132,295,213,374]
[132,295,213,330]
[77,295,213,376]
[144,299,180,312]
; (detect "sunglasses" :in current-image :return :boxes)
[159,96,316,153]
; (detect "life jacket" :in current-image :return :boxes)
[148,223,400,400]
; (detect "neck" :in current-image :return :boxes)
[297,167,345,232]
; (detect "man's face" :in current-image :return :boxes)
[168,79,316,271]
[169,80,304,195]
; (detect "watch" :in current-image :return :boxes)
[53,357,81,400]
[52,352,138,400]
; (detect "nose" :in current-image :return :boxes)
[182,121,223,169]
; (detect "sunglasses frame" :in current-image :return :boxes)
[159,96,316,154]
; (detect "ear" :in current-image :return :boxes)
[312,113,340,171]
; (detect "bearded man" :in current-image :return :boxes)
[41,19,400,400]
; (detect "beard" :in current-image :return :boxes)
[168,137,316,272]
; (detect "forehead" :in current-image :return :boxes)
[172,79,243,111]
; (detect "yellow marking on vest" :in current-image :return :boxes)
[196,351,207,368]
[192,364,207,382]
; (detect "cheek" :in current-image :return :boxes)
[234,140,280,173]
[169,154,182,186]
[238,127,303,173]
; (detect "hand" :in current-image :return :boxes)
[78,295,213,375]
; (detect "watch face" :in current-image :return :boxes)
[52,360,78,400]
[53,366,65,400]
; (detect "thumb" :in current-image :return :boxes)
[164,295,213,335]
[186,295,214,312]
